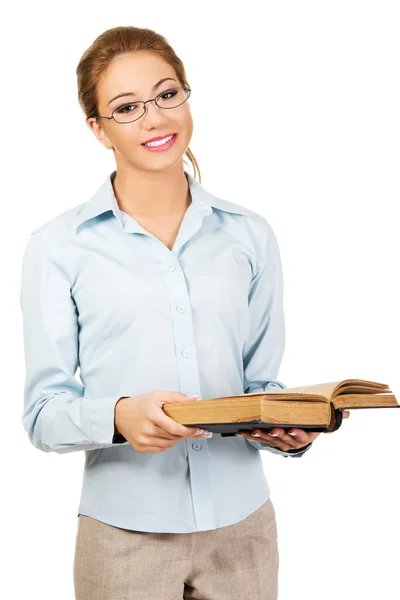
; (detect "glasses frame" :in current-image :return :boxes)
[93,85,192,124]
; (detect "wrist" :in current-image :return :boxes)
[283,441,313,454]
[113,397,129,442]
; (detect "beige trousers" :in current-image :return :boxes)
[73,496,279,600]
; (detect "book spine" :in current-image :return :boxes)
[327,408,344,433]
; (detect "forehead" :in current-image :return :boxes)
[98,51,176,100]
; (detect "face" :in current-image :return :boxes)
[87,50,194,174]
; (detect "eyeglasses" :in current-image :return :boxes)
[94,86,191,124]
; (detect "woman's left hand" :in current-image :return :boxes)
[235,410,350,450]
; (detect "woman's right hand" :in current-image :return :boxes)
[114,390,212,453]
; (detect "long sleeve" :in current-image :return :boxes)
[19,230,130,454]
[242,220,312,458]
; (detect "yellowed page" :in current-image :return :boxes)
[264,381,340,399]
[265,379,390,400]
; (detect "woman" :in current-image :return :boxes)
[20,25,349,600]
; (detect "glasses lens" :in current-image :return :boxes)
[114,102,145,124]
[156,87,190,109]
[113,87,190,123]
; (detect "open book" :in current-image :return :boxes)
[162,379,399,437]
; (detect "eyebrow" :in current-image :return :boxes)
[107,77,177,106]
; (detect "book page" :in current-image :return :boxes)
[267,381,340,399]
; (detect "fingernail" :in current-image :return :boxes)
[288,432,297,437]
[203,432,213,438]
[270,433,279,437]
[195,429,204,435]
[253,433,261,437]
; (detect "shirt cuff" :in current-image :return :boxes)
[112,396,130,444]
[88,395,130,445]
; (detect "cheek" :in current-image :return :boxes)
[184,112,194,137]
[107,130,135,154]
[176,114,193,149]
[184,109,193,129]
[174,106,193,136]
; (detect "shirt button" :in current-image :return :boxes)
[192,442,202,451]
[168,264,176,271]
[177,304,186,313]
[182,350,191,358]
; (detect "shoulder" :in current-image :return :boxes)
[21,203,87,272]
[207,189,277,248]
[190,172,272,231]
[28,202,86,244]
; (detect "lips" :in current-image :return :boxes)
[141,133,176,145]
[141,133,178,152]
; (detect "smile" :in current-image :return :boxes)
[141,133,178,152]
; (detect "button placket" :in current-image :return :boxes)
[158,251,199,395]
[153,236,215,531]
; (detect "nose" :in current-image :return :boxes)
[142,99,165,124]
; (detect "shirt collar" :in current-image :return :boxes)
[73,170,255,233]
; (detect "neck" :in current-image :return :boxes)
[112,164,191,220]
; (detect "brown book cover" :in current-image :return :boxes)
[162,378,399,437]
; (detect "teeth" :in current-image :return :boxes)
[144,134,173,147]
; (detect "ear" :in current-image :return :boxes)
[86,117,114,150]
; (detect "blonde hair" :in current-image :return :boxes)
[76,25,201,182]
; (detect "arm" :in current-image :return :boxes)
[20,230,130,454]
[242,220,312,458]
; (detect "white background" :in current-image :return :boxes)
[3,1,399,599]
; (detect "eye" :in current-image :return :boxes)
[158,88,178,100]
[116,103,139,114]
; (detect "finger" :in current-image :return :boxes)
[149,422,208,440]
[240,432,297,451]
[267,432,301,449]
[138,445,166,453]
[154,409,201,438]
[149,423,184,440]
[238,430,298,450]
[254,428,310,448]
[139,428,188,449]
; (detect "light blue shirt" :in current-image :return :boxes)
[20,169,312,533]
